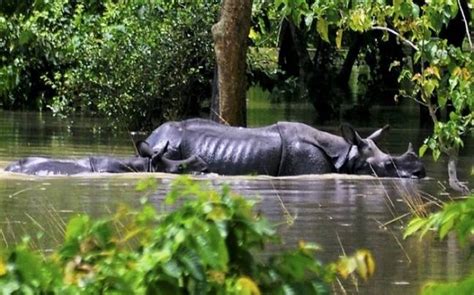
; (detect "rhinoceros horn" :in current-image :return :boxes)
[406,142,414,154]
[367,124,390,142]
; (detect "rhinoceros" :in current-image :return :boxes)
[142,118,426,178]
[4,142,207,176]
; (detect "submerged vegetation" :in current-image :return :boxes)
[0,177,375,294]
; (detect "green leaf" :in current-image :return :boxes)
[19,30,34,45]
[422,79,438,98]
[14,246,47,286]
[235,276,261,295]
[65,215,90,240]
[419,144,428,157]
[0,281,20,294]
[179,250,205,281]
[439,217,454,239]
[433,148,441,161]
[335,29,343,49]
[403,217,428,239]
[162,260,182,279]
[316,18,329,43]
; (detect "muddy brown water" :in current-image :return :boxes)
[0,110,472,294]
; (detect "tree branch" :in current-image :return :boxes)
[457,0,473,50]
[371,26,419,51]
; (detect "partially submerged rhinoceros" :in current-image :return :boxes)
[4,118,425,178]
[4,142,207,176]
[142,118,425,178]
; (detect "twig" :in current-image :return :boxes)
[371,26,419,51]
[380,212,411,227]
[210,108,231,126]
[335,277,348,295]
[268,176,296,225]
[457,0,473,50]
[0,229,7,248]
[372,218,412,263]
[25,213,46,232]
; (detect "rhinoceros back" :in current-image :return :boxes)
[146,119,282,175]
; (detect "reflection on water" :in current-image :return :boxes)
[0,110,473,294]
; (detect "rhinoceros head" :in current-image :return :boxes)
[136,140,207,173]
[341,124,426,178]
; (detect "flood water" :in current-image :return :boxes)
[0,108,473,294]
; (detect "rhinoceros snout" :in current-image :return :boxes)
[4,161,21,173]
[411,167,426,179]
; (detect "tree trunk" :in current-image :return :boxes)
[277,19,300,79]
[447,150,469,194]
[338,33,365,85]
[211,0,252,127]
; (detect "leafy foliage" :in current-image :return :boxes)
[404,194,474,246]
[252,0,473,167]
[420,273,474,295]
[404,194,474,294]
[0,0,218,130]
[0,177,376,294]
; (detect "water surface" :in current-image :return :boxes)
[0,110,473,294]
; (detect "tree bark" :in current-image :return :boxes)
[447,150,469,194]
[277,19,300,79]
[211,0,252,126]
[338,33,365,85]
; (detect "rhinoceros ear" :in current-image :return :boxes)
[341,124,363,146]
[136,140,154,158]
[155,141,170,157]
[367,124,390,142]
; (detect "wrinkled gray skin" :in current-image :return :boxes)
[144,118,426,178]
[5,142,208,176]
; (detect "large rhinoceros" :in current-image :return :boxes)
[143,118,426,178]
[4,143,207,176]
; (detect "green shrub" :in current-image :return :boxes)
[0,177,375,294]
[405,194,474,294]
[1,0,218,130]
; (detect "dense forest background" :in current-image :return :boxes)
[1,0,219,130]
[2,0,470,129]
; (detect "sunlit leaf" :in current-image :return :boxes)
[335,29,343,49]
[354,249,375,281]
[438,91,448,109]
[65,215,90,240]
[433,148,441,161]
[419,144,428,157]
[0,258,7,276]
[336,249,375,281]
[207,205,229,222]
[439,214,455,239]
[404,217,428,239]
[0,281,20,293]
[316,18,329,42]
[236,276,261,295]
[425,66,441,79]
